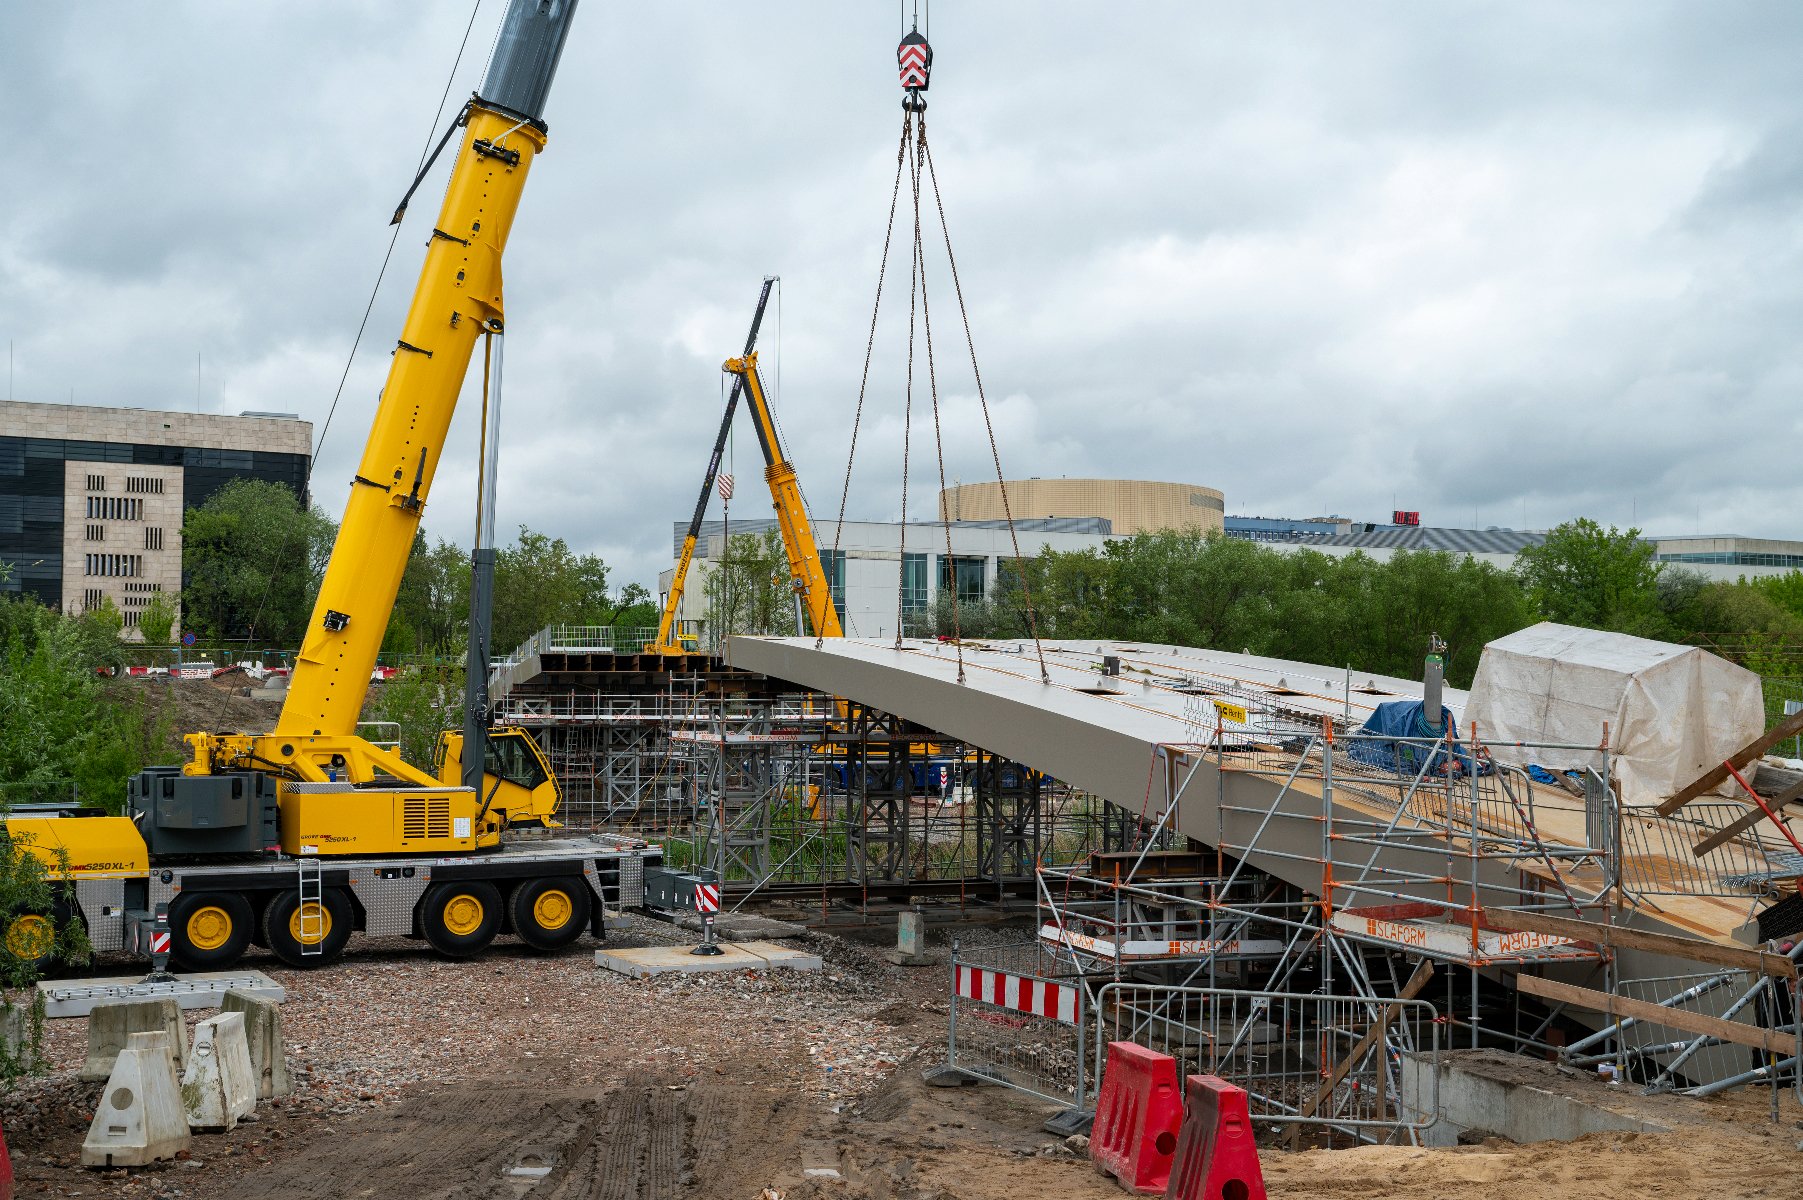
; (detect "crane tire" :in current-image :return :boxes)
[265,888,353,968]
[3,908,59,972]
[420,881,502,958]
[169,892,254,971]
[511,877,591,952]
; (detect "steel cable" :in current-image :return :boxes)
[920,123,1050,681]
[825,108,913,649]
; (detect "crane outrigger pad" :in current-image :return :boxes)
[38,971,284,1019]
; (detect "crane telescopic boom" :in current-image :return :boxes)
[723,352,843,640]
[183,0,578,846]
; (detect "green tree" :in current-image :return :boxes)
[182,479,334,645]
[1751,569,1803,623]
[137,589,177,645]
[608,582,658,630]
[982,533,1532,688]
[386,533,470,655]
[704,529,798,640]
[85,594,124,635]
[492,526,614,652]
[369,659,464,768]
[1512,518,1663,633]
[0,597,173,810]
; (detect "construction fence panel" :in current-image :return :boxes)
[945,941,1089,1109]
[1593,970,1803,1101]
[1090,984,1441,1140]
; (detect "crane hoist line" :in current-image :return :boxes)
[4,0,666,977]
[825,21,1051,678]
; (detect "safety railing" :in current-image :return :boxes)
[944,939,1091,1111]
[1619,802,1793,897]
[1089,984,1441,1143]
[488,625,664,699]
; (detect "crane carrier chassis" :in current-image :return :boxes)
[16,802,660,972]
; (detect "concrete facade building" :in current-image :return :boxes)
[1,400,312,635]
[939,478,1224,536]
[663,517,1114,640]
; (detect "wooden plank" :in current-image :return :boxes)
[1516,973,1793,1054]
[1486,909,1796,978]
[1286,959,1434,1148]
[1656,708,1803,815]
[1690,775,1803,858]
[1687,774,1803,850]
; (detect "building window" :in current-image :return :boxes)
[86,524,104,542]
[939,555,987,605]
[84,588,103,610]
[901,552,929,614]
[821,549,846,622]
[125,476,164,495]
[145,527,162,551]
[86,474,105,492]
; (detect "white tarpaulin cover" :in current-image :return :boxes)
[1464,622,1764,806]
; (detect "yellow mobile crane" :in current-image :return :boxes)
[651,279,843,653]
[5,0,660,972]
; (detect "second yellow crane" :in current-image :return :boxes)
[651,280,842,653]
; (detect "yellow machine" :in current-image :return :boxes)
[5,0,663,975]
[651,279,843,653]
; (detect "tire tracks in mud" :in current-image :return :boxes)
[200,1061,808,1200]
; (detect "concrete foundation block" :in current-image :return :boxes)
[81,999,185,1082]
[82,1034,191,1167]
[222,990,291,1099]
[181,1012,256,1132]
[886,911,935,966]
[1399,1051,1673,1147]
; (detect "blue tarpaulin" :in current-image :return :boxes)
[1346,700,1483,776]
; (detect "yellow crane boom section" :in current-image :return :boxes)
[279,107,545,738]
[727,352,843,640]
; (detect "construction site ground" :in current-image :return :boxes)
[8,918,1803,1199]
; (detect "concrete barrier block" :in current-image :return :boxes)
[82,1036,191,1167]
[221,990,291,1099]
[0,1000,32,1065]
[81,999,185,1082]
[181,1012,256,1132]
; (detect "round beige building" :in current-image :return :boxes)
[939,479,1225,536]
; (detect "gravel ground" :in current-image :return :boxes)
[3,913,946,1196]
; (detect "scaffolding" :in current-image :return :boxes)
[1027,718,1803,1109]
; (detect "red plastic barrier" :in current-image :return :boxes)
[1089,1041,1183,1194]
[1164,1074,1265,1200]
[0,1113,13,1200]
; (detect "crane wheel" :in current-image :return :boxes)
[169,892,254,971]
[265,888,353,968]
[420,881,502,958]
[4,910,58,971]
[511,877,591,951]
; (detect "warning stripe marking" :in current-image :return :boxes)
[955,965,1078,1025]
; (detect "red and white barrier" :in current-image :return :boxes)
[955,965,1079,1025]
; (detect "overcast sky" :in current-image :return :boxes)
[6,2,1802,593]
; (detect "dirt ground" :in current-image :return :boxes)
[8,917,1803,1200]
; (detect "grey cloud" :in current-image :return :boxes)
[6,1,1803,598]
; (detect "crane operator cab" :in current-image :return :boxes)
[434,727,561,831]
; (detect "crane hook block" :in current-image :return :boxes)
[898,30,932,95]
